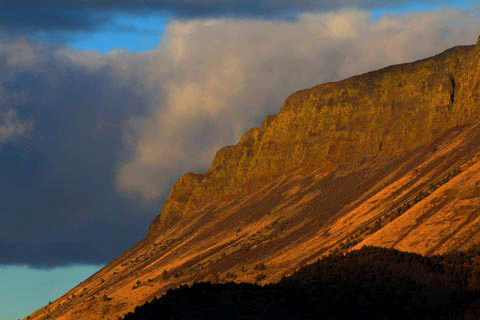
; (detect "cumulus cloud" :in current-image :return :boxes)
[110,9,480,200]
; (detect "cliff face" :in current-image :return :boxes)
[149,40,480,236]
[28,38,480,320]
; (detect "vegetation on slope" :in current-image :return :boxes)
[122,246,480,319]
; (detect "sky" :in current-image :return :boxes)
[0,1,479,319]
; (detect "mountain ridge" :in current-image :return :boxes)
[149,40,480,235]
[28,37,480,320]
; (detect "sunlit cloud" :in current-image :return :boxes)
[110,9,480,200]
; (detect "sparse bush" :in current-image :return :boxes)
[254,263,266,271]
[255,274,267,282]
[162,270,170,280]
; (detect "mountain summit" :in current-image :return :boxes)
[29,38,480,320]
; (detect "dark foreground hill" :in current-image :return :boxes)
[123,246,480,320]
[28,38,480,320]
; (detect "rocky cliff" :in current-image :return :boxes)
[149,38,480,236]
[28,37,480,320]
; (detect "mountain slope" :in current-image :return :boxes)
[28,38,480,320]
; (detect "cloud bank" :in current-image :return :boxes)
[0,36,155,267]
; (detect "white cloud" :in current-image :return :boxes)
[68,8,478,201]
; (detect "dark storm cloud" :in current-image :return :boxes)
[0,38,159,268]
[36,0,440,15]
[0,2,110,34]
[0,0,448,34]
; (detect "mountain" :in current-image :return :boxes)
[28,37,480,320]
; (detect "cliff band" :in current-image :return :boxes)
[150,39,480,235]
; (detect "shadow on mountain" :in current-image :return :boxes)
[122,246,480,319]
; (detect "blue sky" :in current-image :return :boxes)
[35,13,169,53]
[0,1,479,319]
[1,264,103,319]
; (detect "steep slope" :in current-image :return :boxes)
[28,38,480,320]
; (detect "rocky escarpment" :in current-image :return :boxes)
[149,39,480,235]
[29,38,480,320]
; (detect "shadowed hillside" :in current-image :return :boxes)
[28,38,480,320]
[122,246,480,320]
